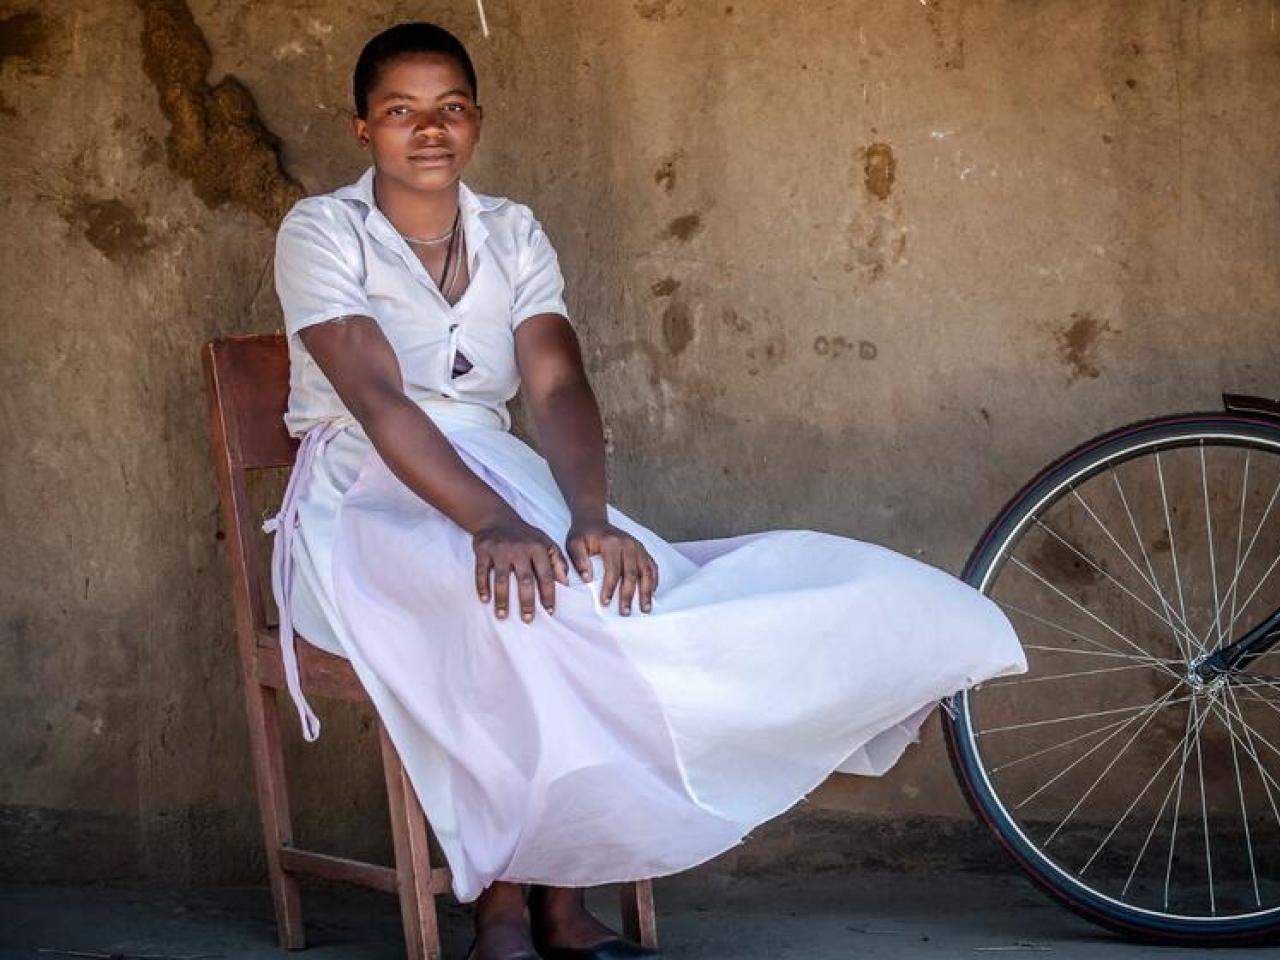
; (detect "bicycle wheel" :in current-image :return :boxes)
[944,410,1280,944]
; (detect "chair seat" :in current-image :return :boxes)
[254,626,366,701]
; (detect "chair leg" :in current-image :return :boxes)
[380,724,443,960]
[244,682,305,949]
[620,879,658,949]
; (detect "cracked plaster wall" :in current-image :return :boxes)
[2,0,1278,881]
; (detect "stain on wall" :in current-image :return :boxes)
[844,141,908,283]
[661,298,693,355]
[922,0,966,71]
[665,212,704,242]
[135,0,302,226]
[0,8,66,113]
[863,142,897,201]
[1055,312,1114,381]
[654,151,681,193]
[67,196,152,262]
[0,10,50,69]
[634,0,682,23]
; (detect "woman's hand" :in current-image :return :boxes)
[473,517,571,622]
[565,516,659,616]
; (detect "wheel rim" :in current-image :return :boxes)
[960,424,1280,927]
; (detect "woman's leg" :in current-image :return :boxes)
[473,880,537,958]
[528,884,627,949]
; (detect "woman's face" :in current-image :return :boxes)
[354,52,482,194]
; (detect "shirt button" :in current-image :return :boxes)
[448,323,458,332]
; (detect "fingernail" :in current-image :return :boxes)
[622,607,630,616]
[547,607,555,616]
[496,608,506,618]
[642,603,651,612]
[522,612,532,623]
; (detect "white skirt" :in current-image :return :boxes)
[280,410,1026,902]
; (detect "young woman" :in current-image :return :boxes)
[270,21,1026,960]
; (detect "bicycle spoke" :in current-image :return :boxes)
[1163,697,1196,910]
[1084,696,1211,878]
[1196,467,1280,655]
[1006,604,1180,670]
[1200,444,1225,655]
[1021,642,1179,665]
[1041,687,1179,846]
[1018,686,1177,814]
[982,691,1188,737]
[1217,690,1262,908]
[1155,452,1194,657]
[1033,517,1196,649]
[989,711,1146,774]
[1220,685,1280,829]
[987,662,1155,688]
[1226,451,1251,640]
[1234,675,1280,708]
[1220,550,1280,650]
[1014,690,1179,810]
[1192,689,1215,914]
[1071,486,1197,649]
[1112,470,1195,662]
[1007,559,1181,678]
[1216,689,1280,772]
[1119,700,1209,900]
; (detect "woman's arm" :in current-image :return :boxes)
[299,317,569,621]
[515,313,658,615]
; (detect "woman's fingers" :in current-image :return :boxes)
[550,545,571,586]
[492,561,511,619]
[479,524,659,622]
[530,546,558,616]
[474,551,493,603]
[566,536,593,582]
[514,557,538,623]
[618,548,641,615]
[638,551,656,613]
[598,541,623,607]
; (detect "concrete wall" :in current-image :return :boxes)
[2,0,1278,882]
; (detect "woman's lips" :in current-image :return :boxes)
[408,152,453,165]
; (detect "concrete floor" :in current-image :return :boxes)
[0,870,1226,959]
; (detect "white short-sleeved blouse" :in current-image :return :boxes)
[274,166,571,437]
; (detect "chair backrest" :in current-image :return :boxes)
[203,334,297,644]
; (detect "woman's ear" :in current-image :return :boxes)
[352,113,370,148]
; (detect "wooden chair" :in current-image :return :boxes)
[202,333,659,958]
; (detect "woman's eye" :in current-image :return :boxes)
[443,102,466,113]
[387,106,410,116]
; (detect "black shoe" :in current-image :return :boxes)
[465,937,541,960]
[534,937,662,960]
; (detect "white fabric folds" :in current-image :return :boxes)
[273,412,1027,902]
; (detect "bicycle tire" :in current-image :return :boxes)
[944,410,1280,945]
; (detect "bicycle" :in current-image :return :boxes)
[944,393,1280,945]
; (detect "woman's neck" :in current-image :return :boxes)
[373,172,460,241]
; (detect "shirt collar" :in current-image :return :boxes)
[340,166,492,283]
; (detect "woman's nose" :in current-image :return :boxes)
[415,109,448,137]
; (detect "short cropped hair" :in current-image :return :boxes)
[353,22,478,118]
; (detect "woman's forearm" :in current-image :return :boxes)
[531,379,609,522]
[362,392,520,533]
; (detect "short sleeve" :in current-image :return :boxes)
[511,211,570,330]
[274,200,373,339]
